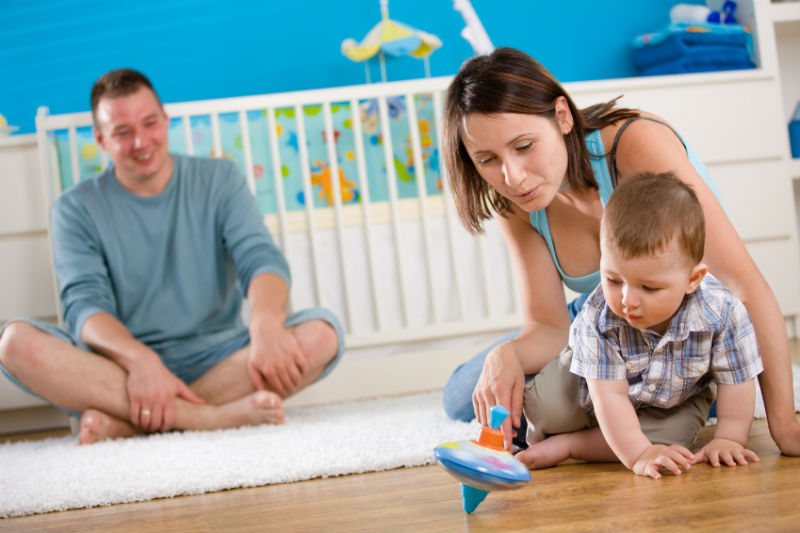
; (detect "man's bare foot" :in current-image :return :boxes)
[79,391,284,442]
[515,434,571,469]
[210,390,285,430]
[79,409,140,445]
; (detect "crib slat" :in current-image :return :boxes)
[265,109,289,249]
[349,98,385,332]
[210,113,222,159]
[507,231,522,315]
[238,110,256,195]
[432,90,467,320]
[295,103,325,308]
[405,93,441,324]
[265,107,295,312]
[68,127,81,184]
[477,233,496,318]
[322,101,355,332]
[182,116,195,156]
[377,95,412,328]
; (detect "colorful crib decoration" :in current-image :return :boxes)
[48,96,441,216]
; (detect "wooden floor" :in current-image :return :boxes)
[2,420,799,531]
[2,342,799,532]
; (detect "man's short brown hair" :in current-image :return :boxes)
[90,68,162,125]
[601,171,705,265]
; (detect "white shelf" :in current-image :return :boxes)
[771,1,800,23]
[0,133,36,149]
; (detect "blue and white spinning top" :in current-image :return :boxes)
[434,405,531,513]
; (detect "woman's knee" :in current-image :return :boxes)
[442,365,477,422]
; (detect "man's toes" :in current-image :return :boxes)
[79,410,102,444]
[252,390,281,409]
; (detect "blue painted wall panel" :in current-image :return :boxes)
[0,0,703,134]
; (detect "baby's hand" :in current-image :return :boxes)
[632,444,695,479]
[694,438,760,467]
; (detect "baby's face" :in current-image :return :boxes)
[600,237,701,335]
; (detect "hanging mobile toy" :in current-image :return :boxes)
[434,405,531,513]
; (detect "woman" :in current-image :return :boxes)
[440,47,800,456]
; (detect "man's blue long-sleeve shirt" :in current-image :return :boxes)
[51,154,290,359]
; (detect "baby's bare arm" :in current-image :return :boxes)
[588,379,695,478]
[696,381,760,467]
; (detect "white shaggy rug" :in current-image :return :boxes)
[0,391,479,518]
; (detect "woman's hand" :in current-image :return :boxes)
[472,341,525,449]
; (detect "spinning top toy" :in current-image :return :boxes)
[434,405,531,513]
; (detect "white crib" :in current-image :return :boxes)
[34,76,523,407]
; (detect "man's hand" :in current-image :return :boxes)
[247,315,307,397]
[632,444,695,479]
[694,438,760,467]
[126,351,204,432]
[472,342,525,450]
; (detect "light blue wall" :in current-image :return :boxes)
[0,0,703,134]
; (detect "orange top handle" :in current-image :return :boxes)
[476,426,505,450]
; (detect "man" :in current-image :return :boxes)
[0,69,344,444]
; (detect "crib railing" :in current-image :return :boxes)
[35,77,522,355]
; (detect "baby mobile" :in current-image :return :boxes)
[340,0,444,193]
[341,0,442,83]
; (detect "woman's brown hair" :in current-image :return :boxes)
[442,47,639,233]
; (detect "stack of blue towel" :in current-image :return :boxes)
[632,22,755,76]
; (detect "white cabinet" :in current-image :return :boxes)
[769,1,800,338]
[0,134,57,322]
[770,1,800,265]
[0,134,67,433]
[772,2,800,125]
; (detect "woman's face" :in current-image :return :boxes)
[461,103,571,213]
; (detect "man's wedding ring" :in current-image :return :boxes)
[141,408,151,416]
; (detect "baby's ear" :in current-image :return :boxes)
[686,263,708,294]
